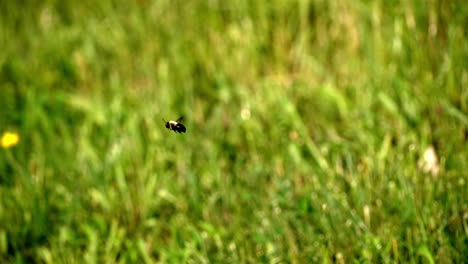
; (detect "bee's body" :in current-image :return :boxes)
[164,117,186,133]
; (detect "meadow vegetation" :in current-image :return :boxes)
[0,0,467,262]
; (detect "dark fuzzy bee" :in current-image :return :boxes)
[163,117,186,133]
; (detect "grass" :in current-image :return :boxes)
[0,0,467,262]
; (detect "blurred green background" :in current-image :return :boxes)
[0,0,467,262]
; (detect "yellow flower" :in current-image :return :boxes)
[1,132,19,148]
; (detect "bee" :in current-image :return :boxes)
[163,116,186,133]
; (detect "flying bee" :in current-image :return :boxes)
[163,117,186,133]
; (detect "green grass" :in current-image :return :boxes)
[0,0,467,263]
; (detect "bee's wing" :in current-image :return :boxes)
[176,116,184,122]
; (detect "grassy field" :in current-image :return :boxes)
[0,0,467,263]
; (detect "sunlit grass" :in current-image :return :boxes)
[0,0,466,263]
